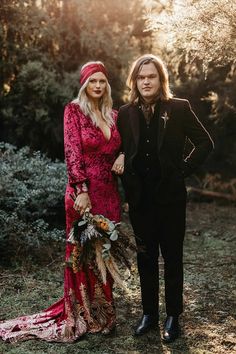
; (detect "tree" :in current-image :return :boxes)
[0,0,152,157]
[147,0,236,69]
[147,0,236,177]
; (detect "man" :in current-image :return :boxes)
[117,55,214,342]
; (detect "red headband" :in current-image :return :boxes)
[80,63,108,85]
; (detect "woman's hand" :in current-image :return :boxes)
[111,153,125,175]
[73,192,92,215]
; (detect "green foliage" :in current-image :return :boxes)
[165,60,236,177]
[0,142,67,265]
[1,61,80,157]
[1,0,234,175]
[0,0,151,158]
[66,0,151,93]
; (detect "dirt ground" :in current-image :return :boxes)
[0,201,236,354]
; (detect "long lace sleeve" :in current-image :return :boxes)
[64,103,88,191]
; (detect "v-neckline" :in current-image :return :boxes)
[93,109,112,142]
[97,125,112,143]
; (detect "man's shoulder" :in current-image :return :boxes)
[119,102,134,112]
[169,97,189,106]
[118,98,190,113]
[118,103,139,120]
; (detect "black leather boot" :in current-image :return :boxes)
[162,316,179,343]
[134,314,158,336]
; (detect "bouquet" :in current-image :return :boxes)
[66,211,136,287]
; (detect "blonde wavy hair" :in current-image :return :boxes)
[127,54,173,103]
[73,61,114,127]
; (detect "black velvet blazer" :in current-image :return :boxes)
[117,98,214,207]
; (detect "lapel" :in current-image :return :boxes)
[158,99,172,151]
[127,99,172,151]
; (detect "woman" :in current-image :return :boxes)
[0,61,124,342]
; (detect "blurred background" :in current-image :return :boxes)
[0,0,235,172]
[0,4,236,353]
[0,0,235,264]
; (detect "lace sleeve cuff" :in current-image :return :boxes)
[75,182,88,195]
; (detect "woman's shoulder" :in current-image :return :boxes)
[65,101,79,110]
[65,102,85,116]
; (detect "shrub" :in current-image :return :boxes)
[0,143,67,265]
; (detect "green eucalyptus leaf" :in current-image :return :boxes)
[78,220,87,226]
[103,243,111,250]
[110,230,118,241]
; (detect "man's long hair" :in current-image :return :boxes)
[127,54,172,103]
[73,61,114,127]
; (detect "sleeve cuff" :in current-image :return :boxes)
[75,182,88,195]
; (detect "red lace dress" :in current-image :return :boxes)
[0,103,121,342]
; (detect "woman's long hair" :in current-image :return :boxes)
[72,61,114,127]
[127,54,173,103]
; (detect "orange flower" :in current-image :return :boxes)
[93,217,109,232]
[100,221,109,231]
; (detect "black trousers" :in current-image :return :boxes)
[129,201,186,316]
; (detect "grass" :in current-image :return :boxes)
[0,202,236,354]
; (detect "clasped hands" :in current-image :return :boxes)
[111,153,124,175]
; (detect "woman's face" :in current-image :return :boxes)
[86,72,107,100]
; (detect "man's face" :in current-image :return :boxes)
[136,62,160,102]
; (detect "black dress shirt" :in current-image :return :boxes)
[133,102,162,204]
